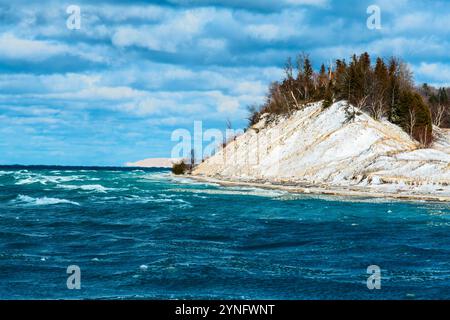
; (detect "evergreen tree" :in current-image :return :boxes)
[316,64,328,99]
[387,57,400,122]
[396,91,433,145]
[372,57,389,118]
[248,52,437,139]
[322,80,334,108]
[422,83,431,97]
[438,87,448,104]
[303,57,314,100]
[334,59,348,101]
[319,64,327,85]
[360,52,372,100]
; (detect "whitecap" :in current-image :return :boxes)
[57,184,112,193]
[138,172,172,181]
[170,176,220,187]
[14,174,84,185]
[172,187,286,198]
[151,198,176,203]
[119,195,191,208]
[121,195,155,203]
[15,177,41,185]
[13,194,80,206]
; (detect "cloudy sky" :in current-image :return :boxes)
[0,0,449,166]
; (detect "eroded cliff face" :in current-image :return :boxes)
[193,101,450,197]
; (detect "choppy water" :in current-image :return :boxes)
[0,166,449,299]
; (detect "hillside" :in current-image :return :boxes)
[193,101,450,201]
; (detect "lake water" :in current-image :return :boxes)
[0,166,449,299]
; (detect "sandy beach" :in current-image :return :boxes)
[189,174,450,202]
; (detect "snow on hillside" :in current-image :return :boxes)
[193,101,450,200]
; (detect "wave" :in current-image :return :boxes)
[111,194,192,208]
[13,194,80,206]
[170,176,221,187]
[172,187,287,198]
[14,174,84,185]
[138,172,172,181]
[57,184,116,193]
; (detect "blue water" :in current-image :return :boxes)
[0,166,449,300]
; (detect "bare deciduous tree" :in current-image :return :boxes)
[432,104,446,127]
[407,107,417,137]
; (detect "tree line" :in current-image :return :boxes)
[248,52,449,146]
[418,84,450,128]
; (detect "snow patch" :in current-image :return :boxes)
[194,101,450,198]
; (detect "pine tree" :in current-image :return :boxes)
[316,64,328,99]
[360,52,372,101]
[396,91,432,145]
[319,64,327,85]
[439,87,448,104]
[387,57,400,122]
[323,80,334,108]
[422,83,431,97]
[303,57,314,100]
[247,52,437,139]
[334,59,347,100]
[374,58,388,90]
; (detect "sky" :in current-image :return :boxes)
[0,0,449,166]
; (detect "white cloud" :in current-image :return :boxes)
[374,0,409,12]
[40,86,146,101]
[283,0,329,6]
[198,38,227,50]
[0,33,67,61]
[217,97,240,113]
[169,0,329,9]
[243,9,306,41]
[312,36,450,63]
[414,62,450,86]
[245,24,283,41]
[0,33,106,63]
[112,9,214,52]
[92,4,168,22]
[233,81,266,96]
[392,12,450,33]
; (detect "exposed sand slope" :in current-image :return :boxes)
[193,101,450,200]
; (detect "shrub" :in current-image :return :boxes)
[172,161,188,175]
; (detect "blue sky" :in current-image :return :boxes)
[0,0,449,166]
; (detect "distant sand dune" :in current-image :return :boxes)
[125,158,181,168]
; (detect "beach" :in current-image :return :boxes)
[189,175,450,202]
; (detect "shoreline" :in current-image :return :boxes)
[188,175,450,203]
